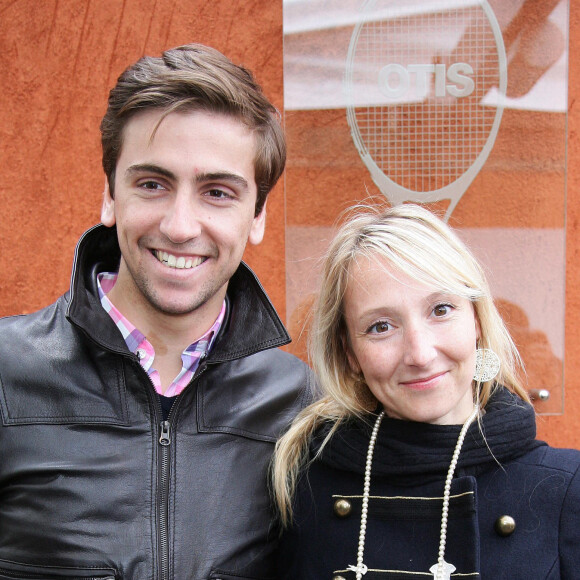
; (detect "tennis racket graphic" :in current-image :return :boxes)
[345,0,507,220]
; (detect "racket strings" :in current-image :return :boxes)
[351,6,500,192]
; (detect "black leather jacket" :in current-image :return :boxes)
[0,225,312,580]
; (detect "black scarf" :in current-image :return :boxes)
[313,388,544,484]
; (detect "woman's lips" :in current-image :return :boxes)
[400,372,447,391]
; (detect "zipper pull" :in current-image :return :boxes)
[159,421,171,446]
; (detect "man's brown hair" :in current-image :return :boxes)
[100,44,285,215]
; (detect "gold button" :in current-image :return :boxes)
[494,515,516,536]
[333,498,352,518]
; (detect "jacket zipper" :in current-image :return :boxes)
[128,357,173,580]
[153,354,209,580]
[158,419,172,580]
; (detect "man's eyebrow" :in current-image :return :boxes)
[125,164,176,181]
[124,166,250,191]
[196,171,250,191]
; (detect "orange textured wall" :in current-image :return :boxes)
[0,1,579,448]
[546,0,580,447]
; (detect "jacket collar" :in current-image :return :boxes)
[66,224,291,358]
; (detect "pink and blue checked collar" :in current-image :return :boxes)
[97,272,225,397]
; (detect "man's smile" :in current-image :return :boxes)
[153,250,207,270]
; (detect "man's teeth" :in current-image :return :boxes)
[155,251,205,269]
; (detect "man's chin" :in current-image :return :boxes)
[149,300,207,317]
[146,288,224,318]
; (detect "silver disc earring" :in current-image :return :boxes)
[474,348,500,382]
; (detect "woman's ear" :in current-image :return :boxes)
[475,312,482,342]
[343,332,361,376]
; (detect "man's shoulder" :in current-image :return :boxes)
[0,296,68,344]
[256,345,310,368]
[0,295,82,388]
[225,346,313,405]
[199,348,313,441]
[241,346,313,390]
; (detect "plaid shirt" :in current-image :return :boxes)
[97,272,225,397]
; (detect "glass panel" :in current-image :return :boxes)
[283,0,568,414]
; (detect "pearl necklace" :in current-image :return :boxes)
[348,406,479,580]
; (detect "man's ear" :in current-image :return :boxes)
[101,180,116,227]
[248,200,267,246]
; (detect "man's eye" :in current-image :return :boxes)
[367,320,391,334]
[207,189,231,198]
[140,181,164,190]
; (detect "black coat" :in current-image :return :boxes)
[278,389,580,579]
[0,225,312,580]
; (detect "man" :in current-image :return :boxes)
[0,44,311,579]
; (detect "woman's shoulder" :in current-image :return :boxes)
[520,444,580,574]
[307,415,375,472]
[515,442,580,475]
[499,443,580,512]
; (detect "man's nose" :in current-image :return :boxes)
[159,191,203,243]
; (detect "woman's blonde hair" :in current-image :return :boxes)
[272,203,528,525]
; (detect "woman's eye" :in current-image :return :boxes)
[433,303,453,317]
[367,320,391,334]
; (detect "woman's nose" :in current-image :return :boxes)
[402,325,437,367]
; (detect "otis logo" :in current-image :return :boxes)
[378,63,475,99]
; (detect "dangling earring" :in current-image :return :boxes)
[473,347,500,382]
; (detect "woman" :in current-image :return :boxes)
[273,204,580,579]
